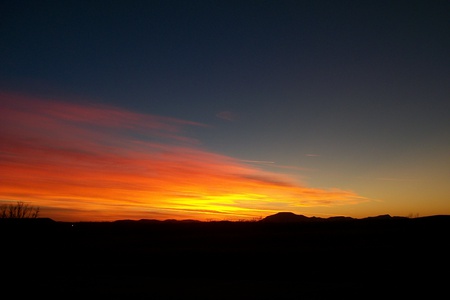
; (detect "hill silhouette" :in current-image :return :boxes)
[2,212,449,298]
[107,211,416,224]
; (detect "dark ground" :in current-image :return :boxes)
[2,215,449,299]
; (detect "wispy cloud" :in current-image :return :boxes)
[241,159,310,171]
[240,159,275,165]
[0,92,367,221]
[216,110,238,121]
[376,177,419,182]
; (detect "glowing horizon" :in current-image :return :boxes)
[0,92,367,222]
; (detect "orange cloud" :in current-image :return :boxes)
[0,92,367,221]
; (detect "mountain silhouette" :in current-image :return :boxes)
[259,211,358,223]
[259,211,316,222]
[259,212,413,223]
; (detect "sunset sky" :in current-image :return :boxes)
[1,0,449,222]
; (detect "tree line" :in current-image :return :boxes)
[0,201,40,219]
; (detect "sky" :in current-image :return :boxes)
[1,0,449,222]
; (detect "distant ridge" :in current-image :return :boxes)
[112,213,406,224]
[113,218,202,224]
[258,212,410,223]
[259,212,318,223]
[0,217,56,224]
[81,213,447,223]
[3,213,449,224]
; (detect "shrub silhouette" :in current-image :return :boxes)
[0,201,40,219]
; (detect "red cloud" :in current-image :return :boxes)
[0,92,366,221]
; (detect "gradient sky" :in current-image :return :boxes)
[1,0,449,221]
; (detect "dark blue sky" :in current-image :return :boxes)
[1,0,449,219]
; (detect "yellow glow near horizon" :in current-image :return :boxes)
[0,92,367,222]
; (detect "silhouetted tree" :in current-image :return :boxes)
[0,201,40,219]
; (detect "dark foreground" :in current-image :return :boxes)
[2,215,449,299]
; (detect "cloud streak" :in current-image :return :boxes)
[0,92,367,221]
[216,110,238,121]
